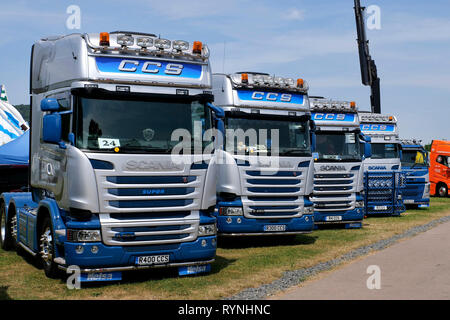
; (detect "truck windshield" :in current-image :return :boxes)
[74,96,211,153]
[224,114,311,157]
[371,143,400,159]
[315,131,362,162]
[401,149,428,167]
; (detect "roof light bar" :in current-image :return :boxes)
[359,113,397,123]
[89,32,208,59]
[310,98,358,112]
[230,73,308,92]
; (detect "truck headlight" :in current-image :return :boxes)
[219,207,243,216]
[67,229,101,243]
[198,224,217,237]
[356,201,365,208]
[304,206,314,214]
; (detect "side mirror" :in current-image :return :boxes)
[364,142,372,159]
[310,120,316,152]
[43,113,62,144]
[41,98,60,112]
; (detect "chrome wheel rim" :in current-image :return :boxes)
[40,227,53,265]
[439,186,447,197]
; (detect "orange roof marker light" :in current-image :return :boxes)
[99,32,110,46]
[350,101,357,109]
[297,78,304,88]
[192,41,203,54]
[241,73,249,84]
[389,116,394,121]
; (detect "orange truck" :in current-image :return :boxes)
[429,140,450,197]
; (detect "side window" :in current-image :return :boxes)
[436,155,449,167]
[57,98,71,142]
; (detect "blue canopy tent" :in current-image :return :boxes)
[0,129,29,166]
[0,130,29,192]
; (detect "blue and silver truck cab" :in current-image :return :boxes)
[359,112,406,216]
[400,139,430,208]
[0,32,221,281]
[309,98,369,229]
[211,72,315,236]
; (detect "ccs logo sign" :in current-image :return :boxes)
[312,113,355,122]
[250,92,293,102]
[96,57,202,78]
[361,124,395,132]
[118,60,183,75]
[237,90,304,104]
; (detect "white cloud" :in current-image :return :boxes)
[284,9,305,21]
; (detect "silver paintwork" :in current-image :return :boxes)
[57,258,215,273]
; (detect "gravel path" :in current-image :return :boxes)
[226,214,450,300]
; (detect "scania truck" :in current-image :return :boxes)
[400,139,430,208]
[0,31,221,282]
[211,72,315,236]
[359,112,405,215]
[310,98,370,229]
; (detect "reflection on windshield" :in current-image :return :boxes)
[316,132,361,161]
[371,143,400,159]
[75,97,211,153]
[401,150,428,167]
[224,116,311,157]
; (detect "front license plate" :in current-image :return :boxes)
[374,206,388,211]
[136,255,170,266]
[325,216,342,222]
[264,225,286,232]
[404,200,414,204]
[80,272,122,282]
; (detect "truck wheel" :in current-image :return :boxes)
[438,184,448,197]
[39,216,59,278]
[0,203,17,250]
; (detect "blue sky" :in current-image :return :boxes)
[0,0,449,144]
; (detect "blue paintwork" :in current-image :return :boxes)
[401,144,430,206]
[314,207,364,224]
[360,124,395,132]
[64,236,216,267]
[236,90,305,104]
[95,56,202,79]
[215,196,314,234]
[311,113,356,122]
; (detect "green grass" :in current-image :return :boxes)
[0,198,449,300]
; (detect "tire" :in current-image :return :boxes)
[39,216,59,278]
[437,184,448,197]
[0,202,17,251]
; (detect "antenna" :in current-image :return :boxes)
[222,41,226,74]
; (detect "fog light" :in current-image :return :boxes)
[237,218,242,224]
[305,216,309,222]
[201,239,207,247]
[91,245,99,254]
[75,245,84,254]
[226,217,232,224]
[212,238,216,246]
